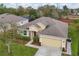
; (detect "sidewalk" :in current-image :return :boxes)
[25,40,40,48]
[66,41,71,55]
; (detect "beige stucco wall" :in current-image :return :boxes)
[29,23,46,32]
[29,25,39,32]
[39,34,67,48]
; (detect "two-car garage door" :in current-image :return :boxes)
[40,37,62,48]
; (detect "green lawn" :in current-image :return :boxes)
[0,40,8,56]
[69,20,79,56]
[0,40,38,56]
[11,43,38,56]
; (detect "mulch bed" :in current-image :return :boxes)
[31,42,41,46]
[62,53,71,56]
[14,39,30,45]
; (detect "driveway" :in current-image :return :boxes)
[35,46,62,56]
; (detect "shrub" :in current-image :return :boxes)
[62,48,67,52]
[73,20,79,23]
[16,34,30,41]
[20,36,30,41]
[33,36,39,43]
[32,36,41,46]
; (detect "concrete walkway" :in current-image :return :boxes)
[25,40,40,48]
[35,46,62,56]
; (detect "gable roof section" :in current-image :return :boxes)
[22,17,68,38]
[0,13,28,23]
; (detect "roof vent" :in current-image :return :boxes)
[1,17,4,19]
[6,13,10,15]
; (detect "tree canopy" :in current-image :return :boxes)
[0,4,78,20]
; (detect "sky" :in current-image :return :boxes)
[3,3,79,9]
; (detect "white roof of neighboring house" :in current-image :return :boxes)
[21,17,68,38]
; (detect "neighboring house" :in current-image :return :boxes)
[71,9,79,16]
[67,15,79,19]
[0,13,29,32]
[20,17,68,50]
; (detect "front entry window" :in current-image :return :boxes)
[34,31,36,36]
[24,30,27,35]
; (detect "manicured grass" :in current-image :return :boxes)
[0,40,38,56]
[11,43,38,56]
[0,40,8,56]
[69,20,79,56]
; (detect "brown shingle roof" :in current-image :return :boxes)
[22,17,68,38]
[0,13,27,23]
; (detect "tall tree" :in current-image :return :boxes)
[6,8,17,14]
[0,22,17,55]
[63,5,69,16]
[25,7,38,21]
[16,6,25,15]
[38,5,59,19]
[0,4,7,14]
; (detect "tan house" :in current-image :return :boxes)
[20,17,68,50]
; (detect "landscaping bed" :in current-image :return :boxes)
[32,42,41,46]
[14,34,30,45]
[32,36,41,46]
[62,53,71,56]
[14,39,29,45]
